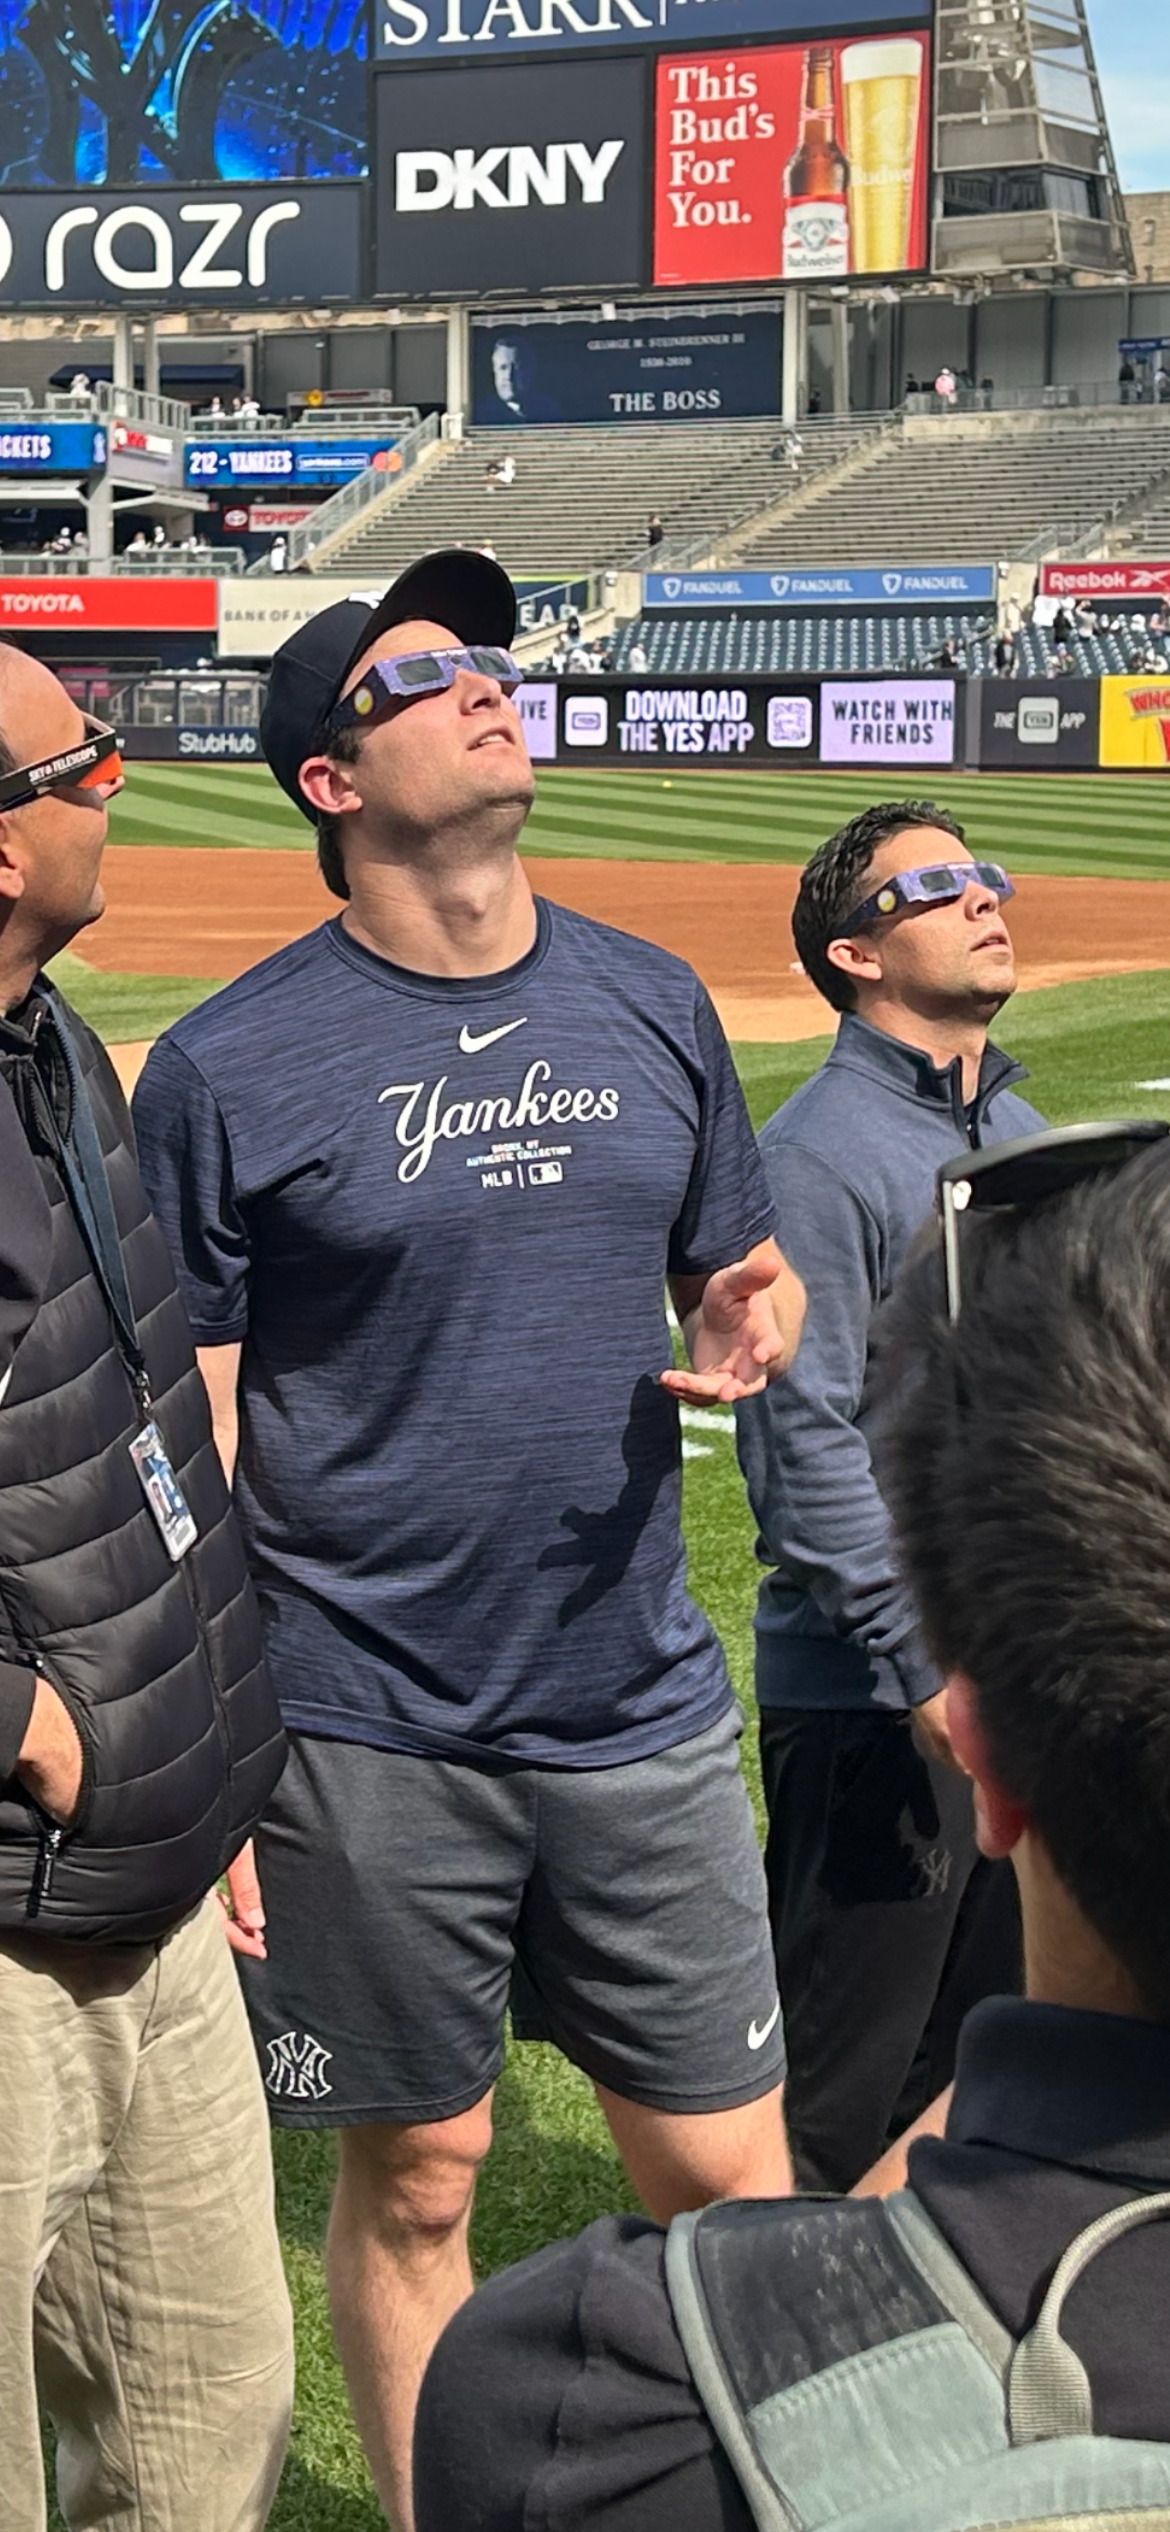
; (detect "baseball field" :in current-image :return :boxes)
[47,759,1170,2528]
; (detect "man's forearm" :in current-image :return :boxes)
[0,1661,38,1785]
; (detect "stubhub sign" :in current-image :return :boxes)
[645,566,996,609]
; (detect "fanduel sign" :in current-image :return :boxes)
[0,187,362,308]
[645,566,996,609]
[374,60,645,294]
[375,0,925,58]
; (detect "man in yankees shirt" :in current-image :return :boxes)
[134,548,805,2532]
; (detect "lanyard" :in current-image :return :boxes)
[38,991,152,1419]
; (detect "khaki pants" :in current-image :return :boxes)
[0,1893,294,2532]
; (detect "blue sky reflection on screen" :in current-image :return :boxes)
[1089,0,1170,192]
[0,0,368,186]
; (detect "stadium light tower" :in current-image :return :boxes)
[933,0,1133,280]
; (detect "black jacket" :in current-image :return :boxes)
[0,985,284,1943]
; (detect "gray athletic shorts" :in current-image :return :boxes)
[238,1707,784,2127]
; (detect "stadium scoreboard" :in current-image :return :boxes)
[0,0,934,304]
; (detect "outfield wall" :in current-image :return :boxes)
[116,676,1170,774]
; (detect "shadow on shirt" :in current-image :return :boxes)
[537,1376,677,1628]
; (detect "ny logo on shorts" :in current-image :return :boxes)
[264,2029,334,2101]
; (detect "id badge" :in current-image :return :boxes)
[129,1421,198,1562]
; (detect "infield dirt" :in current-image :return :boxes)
[88,845,1170,1059]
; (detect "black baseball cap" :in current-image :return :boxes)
[260,547,517,822]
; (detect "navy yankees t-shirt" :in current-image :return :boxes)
[133,900,774,1766]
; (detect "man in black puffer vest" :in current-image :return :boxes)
[0,639,292,2532]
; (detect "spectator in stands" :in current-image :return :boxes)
[647,513,665,551]
[152,523,167,549]
[239,395,261,428]
[1053,644,1077,676]
[497,453,516,488]
[1073,598,1098,638]
[68,371,91,408]
[934,366,957,409]
[479,539,497,561]
[565,608,582,642]
[784,431,803,476]
[1157,361,1170,405]
[994,630,1016,675]
[1052,602,1073,647]
[416,1123,1170,2532]
[808,388,823,415]
[935,635,961,672]
[1150,605,1168,641]
[1003,592,1022,637]
[208,395,225,420]
[484,460,499,494]
[904,374,919,397]
[126,529,149,555]
[270,537,287,575]
[979,374,995,406]
[1119,355,1136,402]
[628,638,650,674]
[71,528,87,557]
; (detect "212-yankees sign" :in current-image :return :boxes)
[0,188,363,308]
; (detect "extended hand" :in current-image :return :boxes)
[219,1837,268,1959]
[911,1690,960,1772]
[663,1240,803,1405]
[17,1677,84,1825]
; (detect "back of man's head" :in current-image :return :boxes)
[793,799,965,1012]
[876,1144,1170,2018]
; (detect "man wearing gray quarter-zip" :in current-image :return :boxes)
[736,799,1043,2194]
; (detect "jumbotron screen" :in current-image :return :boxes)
[0,0,368,187]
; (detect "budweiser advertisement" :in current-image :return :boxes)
[0,578,217,632]
[1041,561,1170,603]
[653,29,931,287]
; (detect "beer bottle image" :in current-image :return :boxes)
[782,46,850,280]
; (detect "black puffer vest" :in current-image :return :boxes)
[0,986,284,1943]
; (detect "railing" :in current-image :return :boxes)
[0,547,244,575]
[188,403,419,437]
[107,671,266,726]
[282,411,441,572]
[904,383,1170,417]
[96,380,190,433]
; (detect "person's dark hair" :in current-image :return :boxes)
[874,1145,1170,2018]
[792,799,966,1014]
[315,722,363,902]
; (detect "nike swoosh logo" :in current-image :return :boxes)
[747,1999,781,2052]
[458,1018,528,1056]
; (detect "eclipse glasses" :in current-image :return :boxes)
[833,861,1014,939]
[328,645,522,737]
[0,714,123,814]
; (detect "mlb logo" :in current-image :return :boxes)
[565,697,609,747]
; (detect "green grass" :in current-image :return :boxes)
[45,950,223,1045]
[110,761,1170,881]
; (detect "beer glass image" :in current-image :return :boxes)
[840,37,925,273]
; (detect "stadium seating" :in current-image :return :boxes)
[730,411,1170,567]
[605,613,1161,679]
[302,416,882,580]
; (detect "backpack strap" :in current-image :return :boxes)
[1008,2188,1170,2444]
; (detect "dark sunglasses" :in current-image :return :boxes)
[833,861,1013,939]
[328,645,522,736]
[0,714,123,814]
[937,1120,1170,1324]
